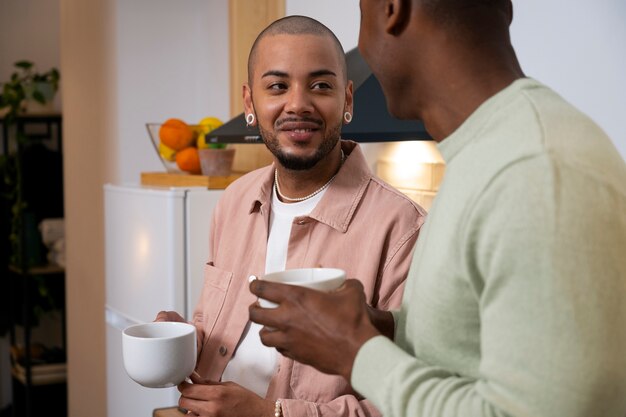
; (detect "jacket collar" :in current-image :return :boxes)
[248,140,372,233]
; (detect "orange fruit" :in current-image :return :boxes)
[159,118,194,151]
[175,147,201,174]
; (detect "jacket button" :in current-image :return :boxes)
[218,345,228,356]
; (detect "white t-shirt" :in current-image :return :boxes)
[265,186,324,273]
[220,185,326,396]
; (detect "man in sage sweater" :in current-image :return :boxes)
[250,1,626,416]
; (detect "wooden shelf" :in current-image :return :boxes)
[9,264,65,275]
[140,171,244,189]
[3,113,67,417]
[11,362,67,386]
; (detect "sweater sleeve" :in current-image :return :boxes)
[351,156,626,417]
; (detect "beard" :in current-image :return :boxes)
[259,118,342,171]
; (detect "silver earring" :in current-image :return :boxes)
[344,112,352,124]
[246,113,255,126]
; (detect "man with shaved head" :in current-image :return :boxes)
[247,15,348,87]
[155,15,426,417]
[250,1,626,417]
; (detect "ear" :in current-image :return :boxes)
[385,0,411,35]
[242,83,256,124]
[343,80,354,123]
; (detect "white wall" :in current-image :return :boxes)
[286,0,360,52]
[113,0,230,184]
[286,0,626,160]
[510,0,626,158]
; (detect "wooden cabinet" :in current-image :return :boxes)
[227,0,284,173]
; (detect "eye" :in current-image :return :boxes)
[268,82,287,92]
[312,81,332,91]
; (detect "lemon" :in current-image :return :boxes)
[159,141,177,161]
[197,135,210,149]
[196,117,223,149]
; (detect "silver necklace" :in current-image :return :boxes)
[274,150,345,203]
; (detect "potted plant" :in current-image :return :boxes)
[198,142,236,177]
[1,60,60,268]
[0,60,60,120]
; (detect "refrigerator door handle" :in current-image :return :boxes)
[105,305,143,331]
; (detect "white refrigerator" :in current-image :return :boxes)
[104,184,223,417]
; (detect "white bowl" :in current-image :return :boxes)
[122,321,197,388]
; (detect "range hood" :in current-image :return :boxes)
[205,48,431,144]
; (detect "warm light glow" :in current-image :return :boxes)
[136,232,150,262]
[375,141,446,211]
[392,160,430,185]
[128,229,152,294]
[386,141,444,164]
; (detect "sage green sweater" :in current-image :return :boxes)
[352,78,626,417]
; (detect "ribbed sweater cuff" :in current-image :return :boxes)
[351,335,410,402]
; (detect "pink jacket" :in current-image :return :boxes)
[192,141,426,417]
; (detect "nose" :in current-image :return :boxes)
[284,84,314,115]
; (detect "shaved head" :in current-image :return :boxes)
[247,15,347,86]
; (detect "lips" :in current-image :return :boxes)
[277,120,322,142]
[278,121,321,132]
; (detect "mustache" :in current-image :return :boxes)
[275,116,323,128]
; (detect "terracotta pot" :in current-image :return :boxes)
[198,148,236,176]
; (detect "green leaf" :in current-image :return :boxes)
[32,90,46,104]
[15,60,33,70]
[1,61,60,118]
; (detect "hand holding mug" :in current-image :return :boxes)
[249,278,380,380]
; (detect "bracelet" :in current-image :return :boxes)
[274,400,282,417]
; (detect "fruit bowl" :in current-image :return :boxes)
[146,123,182,173]
[146,117,224,174]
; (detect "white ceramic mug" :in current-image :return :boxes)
[258,267,346,308]
[122,321,197,388]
